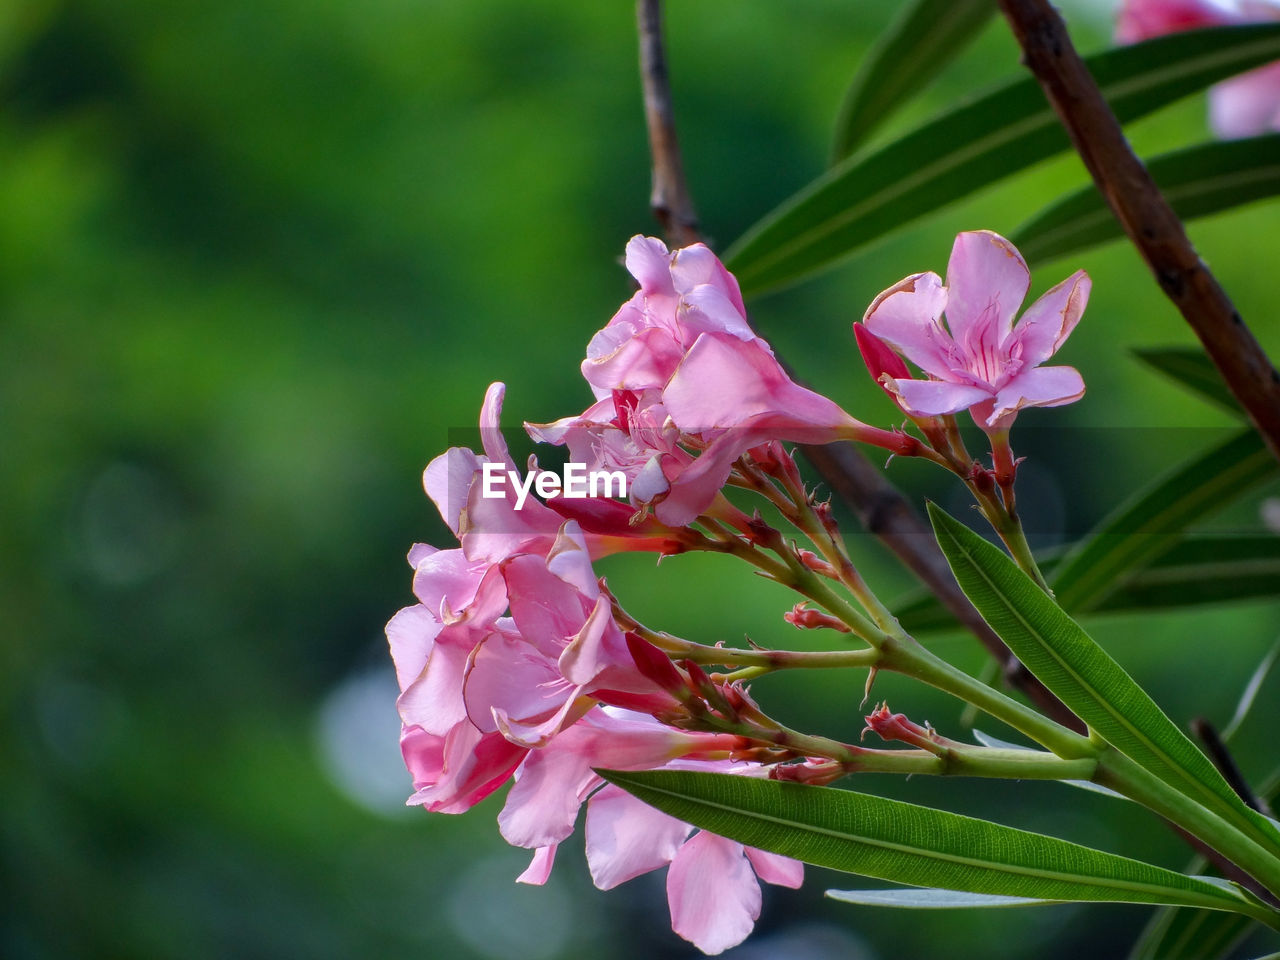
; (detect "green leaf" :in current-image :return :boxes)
[1050,428,1274,613]
[827,888,1049,908]
[725,24,1280,297]
[1222,637,1280,742]
[927,502,1280,854]
[1128,903,1254,960]
[1101,536,1280,616]
[1013,134,1280,264]
[1133,346,1243,415]
[597,769,1260,916]
[830,0,996,161]
[1131,774,1280,959]
[899,534,1280,631]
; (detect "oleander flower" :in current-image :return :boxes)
[533,236,915,526]
[388,386,685,813]
[1116,0,1280,138]
[859,230,1089,433]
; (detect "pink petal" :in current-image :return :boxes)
[1210,63,1280,138]
[491,696,594,749]
[385,604,442,690]
[410,549,486,619]
[945,231,1029,346]
[651,435,748,527]
[397,632,470,733]
[567,708,719,768]
[630,455,671,504]
[669,243,747,317]
[407,722,526,813]
[1115,0,1234,42]
[460,480,559,565]
[987,365,1086,428]
[504,554,590,658]
[886,378,992,417]
[524,397,616,446]
[1008,270,1090,368]
[625,235,676,294]
[853,322,911,386]
[663,333,854,435]
[399,723,445,785]
[861,271,956,377]
[406,543,437,567]
[544,522,598,598]
[423,446,481,535]
[679,284,756,342]
[463,630,571,734]
[667,832,761,955]
[498,737,600,848]
[559,595,628,686]
[584,784,691,890]
[479,381,516,469]
[516,845,558,885]
[583,322,687,395]
[744,847,804,888]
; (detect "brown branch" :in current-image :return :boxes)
[633,0,1082,734]
[636,0,700,247]
[997,0,1280,466]
[998,7,1280,901]
[1192,717,1273,818]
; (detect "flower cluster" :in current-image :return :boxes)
[388,232,1086,953]
[388,376,806,953]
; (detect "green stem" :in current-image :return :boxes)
[635,626,881,671]
[729,519,890,648]
[746,456,905,638]
[882,635,1094,760]
[967,483,1052,593]
[995,509,1051,593]
[709,714,1098,781]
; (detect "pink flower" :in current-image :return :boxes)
[582,236,755,398]
[388,386,682,813]
[1116,0,1280,138]
[498,709,804,956]
[860,230,1089,433]
[534,236,915,526]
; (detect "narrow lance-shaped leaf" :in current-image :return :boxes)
[899,533,1280,631]
[928,502,1280,855]
[1222,637,1280,742]
[597,770,1267,919]
[1128,903,1255,960]
[1133,346,1244,416]
[830,0,996,161]
[1106,536,1280,617]
[1050,428,1274,613]
[1013,134,1280,264]
[1129,770,1280,960]
[725,24,1280,297]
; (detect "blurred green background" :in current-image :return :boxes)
[3,0,1279,957]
